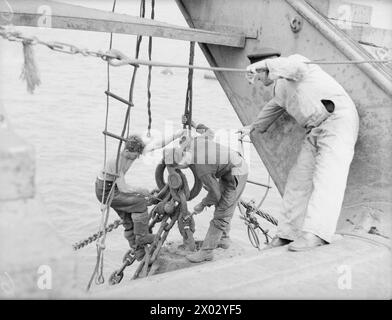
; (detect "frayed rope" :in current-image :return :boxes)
[20,41,41,94]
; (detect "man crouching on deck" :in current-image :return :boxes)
[166,120,248,263]
[239,51,359,251]
[95,129,185,260]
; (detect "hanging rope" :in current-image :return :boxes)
[183,41,195,130]
[125,0,145,137]
[20,40,41,93]
[146,0,155,137]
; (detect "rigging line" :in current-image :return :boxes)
[1,26,391,70]
[184,41,195,130]
[87,0,117,291]
[146,0,155,137]
[2,28,391,71]
[125,0,146,137]
[257,173,271,209]
[106,56,392,72]
[117,0,145,172]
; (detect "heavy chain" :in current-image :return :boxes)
[0,25,137,65]
[72,219,123,251]
[2,25,391,74]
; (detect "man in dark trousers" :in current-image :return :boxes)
[166,121,248,263]
[95,130,185,260]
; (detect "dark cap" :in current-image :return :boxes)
[247,48,281,64]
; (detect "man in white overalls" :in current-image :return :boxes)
[240,51,359,251]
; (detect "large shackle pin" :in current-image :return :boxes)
[167,171,183,189]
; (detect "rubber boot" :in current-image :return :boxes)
[186,224,223,263]
[133,210,155,246]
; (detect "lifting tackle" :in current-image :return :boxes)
[108,165,202,285]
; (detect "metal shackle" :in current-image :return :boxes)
[167,171,183,189]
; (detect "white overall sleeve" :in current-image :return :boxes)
[251,98,285,133]
[265,55,309,81]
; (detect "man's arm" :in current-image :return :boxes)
[144,129,185,154]
[238,98,284,138]
[192,121,215,139]
[182,116,215,139]
[264,55,309,81]
[251,98,285,134]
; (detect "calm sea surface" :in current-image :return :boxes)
[0,0,282,288]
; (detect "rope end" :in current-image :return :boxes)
[20,41,41,94]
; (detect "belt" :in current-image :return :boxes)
[96,177,116,183]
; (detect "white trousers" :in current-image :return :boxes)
[277,109,359,243]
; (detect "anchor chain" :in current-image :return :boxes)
[72,219,123,251]
[134,170,193,279]
[108,169,193,285]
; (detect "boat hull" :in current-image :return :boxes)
[176,0,392,239]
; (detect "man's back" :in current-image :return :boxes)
[189,136,245,178]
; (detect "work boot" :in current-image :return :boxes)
[135,233,155,246]
[217,234,231,249]
[288,232,327,252]
[186,224,223,263]
[133,210,156,246]
[135,246,147,261]
[268,236,293,248]
[186,249,214,262]
[124,229,136,249]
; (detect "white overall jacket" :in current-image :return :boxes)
[251,54,359,242]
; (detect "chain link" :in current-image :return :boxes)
[72,219,123,251]
[0,26,119,62]
[1,25,391,74]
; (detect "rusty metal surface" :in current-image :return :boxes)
[177,0,392,236]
